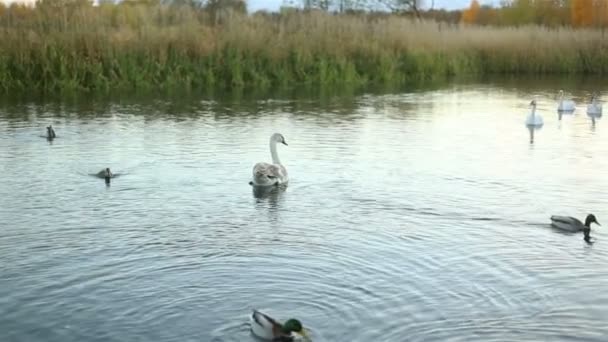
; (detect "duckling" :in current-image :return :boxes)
[250,310,309,342]
[46,125,56,139]
[96,168,113,183]
[550,214,600,242]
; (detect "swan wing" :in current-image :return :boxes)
[558,100,576,111]
[587,103,602,115]
[525,113,543,126]
[253,162,283,178]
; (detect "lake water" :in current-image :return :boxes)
[1,78,608,342]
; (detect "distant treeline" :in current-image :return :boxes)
[460,0,608,28]
[0,0,607,93]
[285,0,608,28]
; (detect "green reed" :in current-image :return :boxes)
[0,3,607,94]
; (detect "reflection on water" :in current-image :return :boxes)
[1,76,608,342]
[527,125,541,145]
[588,113,602,131]
[252,185,285,202]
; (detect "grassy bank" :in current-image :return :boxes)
[1,3,607,93]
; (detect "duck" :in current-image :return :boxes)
[587,93,602,116]
[250,310,309,342]
[525,100,543,127]
[557,90,576,112]
[46,125,56,139]
[96,168,113,183]
[250,133,289,187]
[550,214,600,242]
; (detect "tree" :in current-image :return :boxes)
[476,5,497,25]
[591,0,608,28]
[572,0,593,27]
[497,0,538,26]
[532,0,569,27]
[36,0,94,7]
[383,0,423,17]
[461,0,480,24]
[288,0,423,15]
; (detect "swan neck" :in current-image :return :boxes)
[270,139,281,164]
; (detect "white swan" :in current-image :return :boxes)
[587,93,602,116]
[251,133,289,187]
[557,90,576,112]
[525,100,543,126]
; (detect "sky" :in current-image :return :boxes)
[1,0,498,11]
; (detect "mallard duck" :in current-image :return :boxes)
[550,214,600,242]
[250,310,309,341]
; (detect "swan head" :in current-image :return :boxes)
[585,214,600,227]
[530,100,536,107]
[271,133,288,146]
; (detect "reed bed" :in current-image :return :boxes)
[0,3,607,93]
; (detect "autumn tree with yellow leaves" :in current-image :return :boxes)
[461,0,480,24]
[455,0,608,28]
[571,0,594,27]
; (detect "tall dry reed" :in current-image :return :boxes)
[0,3,606,93]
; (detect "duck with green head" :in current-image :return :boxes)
[550,214,600,243]
[250,310,309,341]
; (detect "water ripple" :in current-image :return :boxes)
[2,84,608,341]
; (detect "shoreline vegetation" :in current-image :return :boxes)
[1,1,608,94]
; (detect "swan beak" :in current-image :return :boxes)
[596,221,601,226]
[282,141,288,146]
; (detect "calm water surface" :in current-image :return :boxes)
[1,79,608,341]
